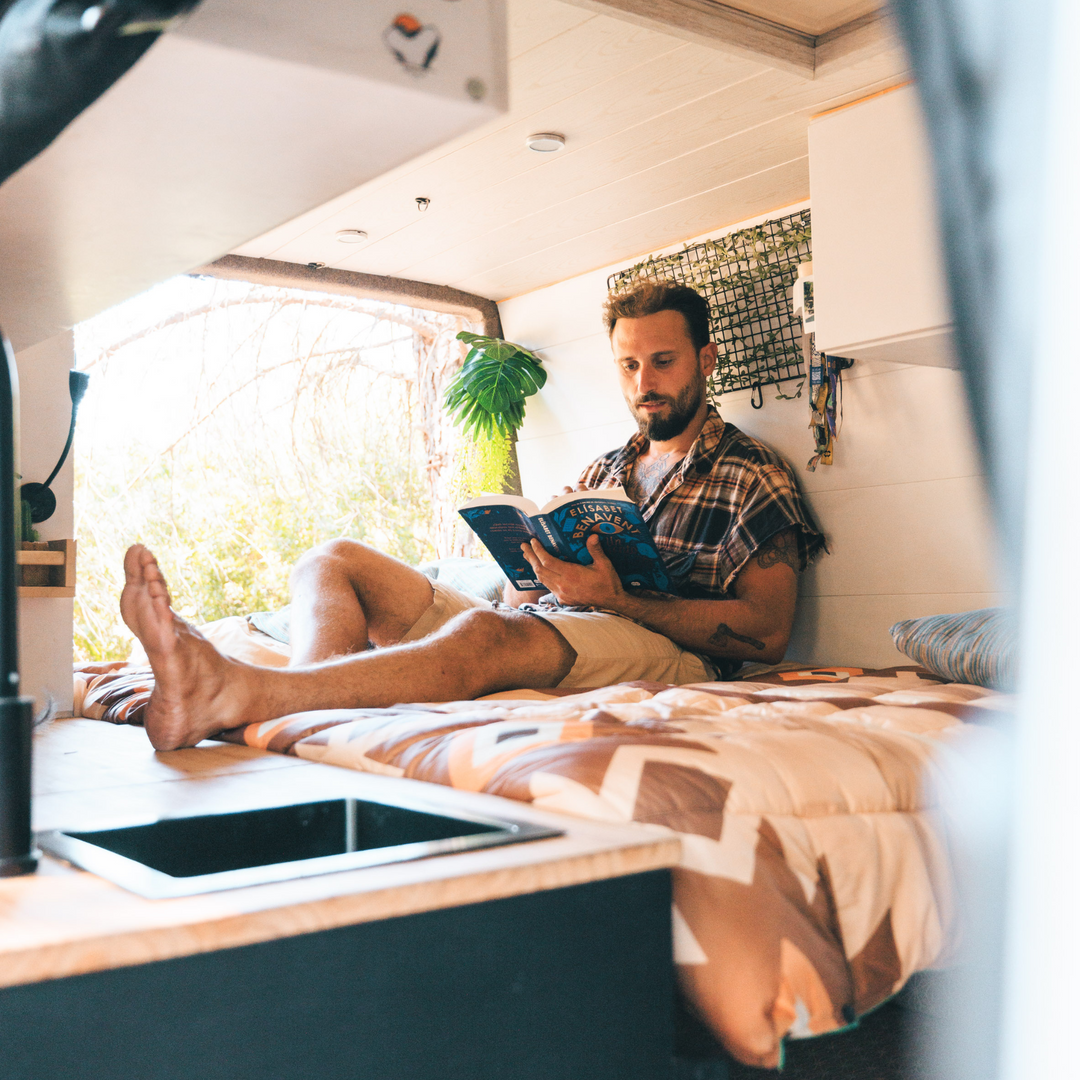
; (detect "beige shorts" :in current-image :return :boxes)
[402,579,716,689]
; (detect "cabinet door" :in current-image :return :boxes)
[809,85,956,367]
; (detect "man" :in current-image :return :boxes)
[122,282,824,751]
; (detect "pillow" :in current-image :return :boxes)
[418,556,507,603]
[889,608,1016,690]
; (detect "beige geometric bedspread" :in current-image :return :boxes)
[74,664,1002,1068]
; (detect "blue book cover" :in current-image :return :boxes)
[458,487,672,593]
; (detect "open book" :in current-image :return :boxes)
[458,486,672,593]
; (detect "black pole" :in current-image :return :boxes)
[0,330,36,877]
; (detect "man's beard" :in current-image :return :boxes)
[631,374,705,441]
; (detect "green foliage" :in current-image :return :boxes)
[75,449,431,662]
[443,331,546,440]
[20,499,38,543]
[453,431,513,502]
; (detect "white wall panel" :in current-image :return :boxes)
[515,419,637,502]
[801,477,997,598]
[497,268,612,349]
[516,334,627,441]
[788,592,1005,671]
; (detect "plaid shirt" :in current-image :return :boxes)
[577,406,826,601]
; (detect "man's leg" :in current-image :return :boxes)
[121,545,576,752]
[286,540,436,664]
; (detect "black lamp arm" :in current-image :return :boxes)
[44,369,88,489]
[42,405,77,490]
[20,368,89,525]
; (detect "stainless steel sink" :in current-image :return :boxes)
[38,797,561,899]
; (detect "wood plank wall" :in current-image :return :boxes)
[498,203,1003,669]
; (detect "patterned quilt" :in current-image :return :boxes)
[73,664,1002,1068]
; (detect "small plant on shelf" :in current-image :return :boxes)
[20,498,38,544]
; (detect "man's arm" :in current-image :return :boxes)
[521,529,801,664]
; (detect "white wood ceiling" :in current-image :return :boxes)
[233,0,908,301]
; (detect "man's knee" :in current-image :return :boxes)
[445,607,575,684]
[290,539,370,589]
[446,606,515,649]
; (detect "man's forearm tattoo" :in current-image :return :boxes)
[755,530,801,574]
[708,622,766,651]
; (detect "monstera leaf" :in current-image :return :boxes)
[444,331,546,440]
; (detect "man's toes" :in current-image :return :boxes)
[124,544,147,581]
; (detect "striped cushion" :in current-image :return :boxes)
[889,608,1016,690]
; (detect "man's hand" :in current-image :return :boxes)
[521,535,625,609]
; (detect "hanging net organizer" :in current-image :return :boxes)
[607,209,812,404]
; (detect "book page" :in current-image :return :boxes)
[539,485,630,514]
[458,493,540,515]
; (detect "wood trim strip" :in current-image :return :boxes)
[814,10,902,78]
[0,839,679,989]
[194,254,503,339]
[563,0,815,77]
[561,1,901,82]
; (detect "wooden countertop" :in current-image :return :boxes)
[0,718,680,991]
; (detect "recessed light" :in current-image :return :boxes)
[335,229,368,244]
[526,132,565,153]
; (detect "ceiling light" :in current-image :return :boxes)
[334,229,368,244]
[526,132,565,153]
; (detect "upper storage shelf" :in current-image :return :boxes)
[809,85,956,368]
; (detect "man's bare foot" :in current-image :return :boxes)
[120,544,260,751]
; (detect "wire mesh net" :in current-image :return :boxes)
[607,210,812,395]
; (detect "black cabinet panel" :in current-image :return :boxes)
[0,870,672,1080]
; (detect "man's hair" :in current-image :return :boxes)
[602,281,712,353]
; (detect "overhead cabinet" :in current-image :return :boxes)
[809,85,956,368]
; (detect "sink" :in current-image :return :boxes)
[38,797,562,899]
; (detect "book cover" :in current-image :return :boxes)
[458,487,672,594]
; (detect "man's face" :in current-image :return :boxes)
[611,309,717,442]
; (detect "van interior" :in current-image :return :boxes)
[0,1,1061,1078]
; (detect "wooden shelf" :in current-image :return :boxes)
[18,539,76,596]
[17,550,65,565]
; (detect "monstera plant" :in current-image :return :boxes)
[444,331,546,440]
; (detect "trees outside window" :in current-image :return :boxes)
[74,274,481,661]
